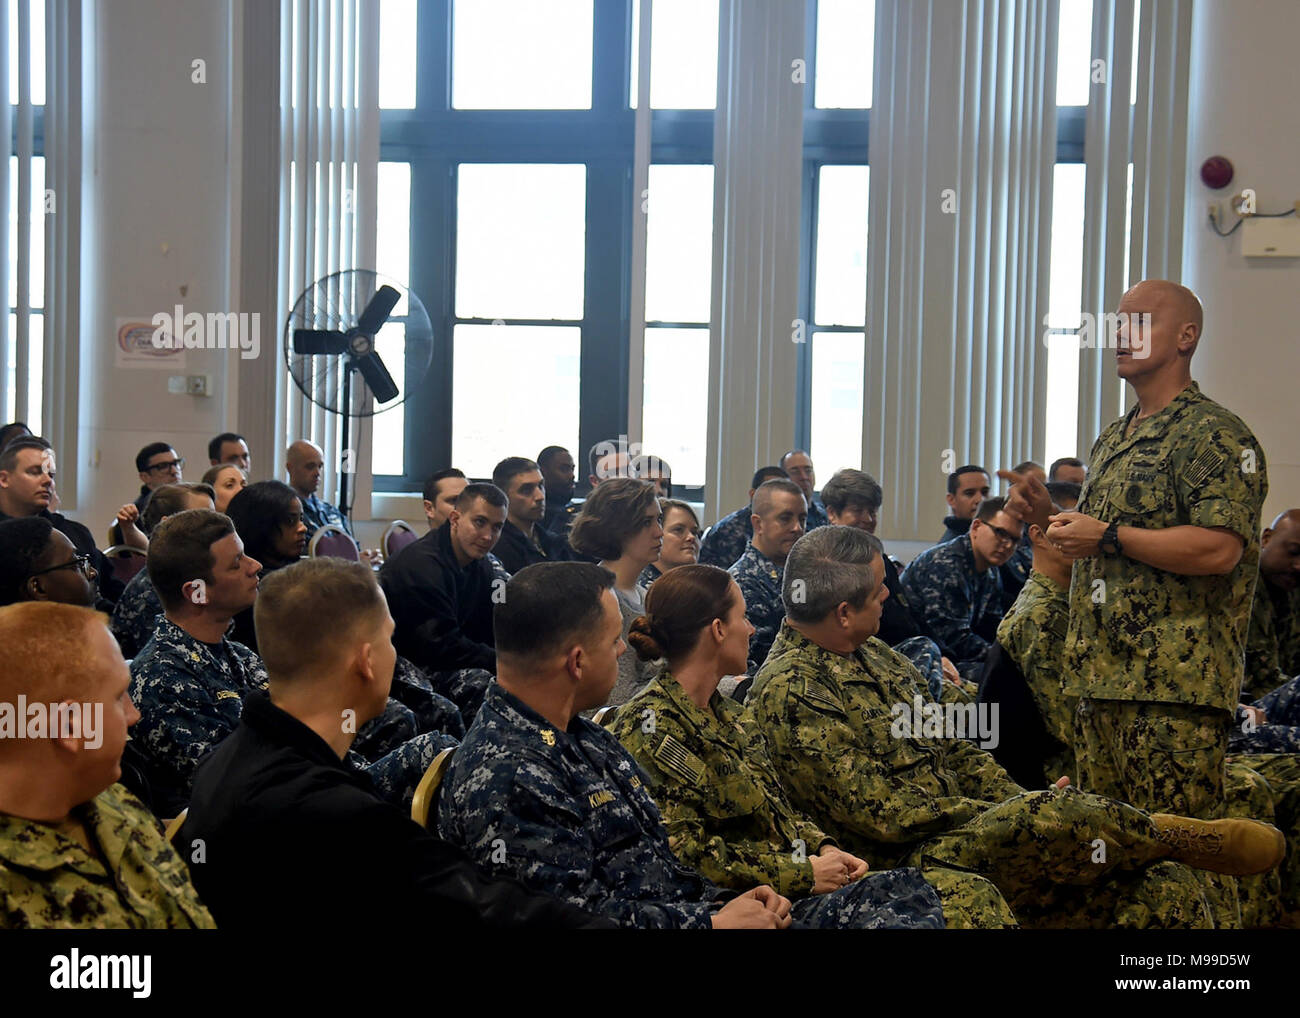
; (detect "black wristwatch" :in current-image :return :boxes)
[1099,520,1124,556]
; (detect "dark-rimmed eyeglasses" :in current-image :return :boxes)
[982,523,1020,546]
[145,458,185,473]
[29,553,95,579]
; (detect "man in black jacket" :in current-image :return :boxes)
[491,456,567,574]
[179,556,606,928]
[380,482,508,674]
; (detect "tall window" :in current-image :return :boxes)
[375,0,716,496]
[4,0,46,428]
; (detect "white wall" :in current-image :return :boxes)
[76,0,237,536]
[1182,0,1300,527]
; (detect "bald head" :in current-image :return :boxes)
[1261,509,1300,589]
[286,440,325,497]
[1132,279,1203,334]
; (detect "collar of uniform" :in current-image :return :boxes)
[486,681,585,749]
[0,789,121,876]
[742,541,781,578]
[239,689,359,773]
[1025,568,1068,603]
[1118,379,1204,441]
[770,620,850,674]
[651,670,740,740]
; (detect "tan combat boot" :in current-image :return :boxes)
[1149,814,1285,876]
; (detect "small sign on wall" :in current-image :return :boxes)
[115,317,186,369]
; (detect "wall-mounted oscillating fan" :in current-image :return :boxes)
[283,269,434,516]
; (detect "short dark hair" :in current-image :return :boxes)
[783,526,882,623]
[454,482,508,513]
[628,563,737,663]
[974,495,1009,524]
[751,466,787,491]
[0,422,32,456]
[492,457,540,493]
[208,432,246,462]
[569,477,660,561]
[135,442,176,473]
[423,468,466,503]
[1012,460,1042,477]
[0,517,55,606]
[226,481,302,566]
[147,509,236,613]
[256,558,387,680]
[1045,480,1082,508]
[536,446,569,470]
[751,477,805,517]
[820,468,883,514]
[141,482,216,535]
[0,436,51,473]
[494,562,615,660]
[947,465,989,496]
[1048,456,1085,480]
[587,439,630,480]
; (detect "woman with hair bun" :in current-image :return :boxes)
[611,564,955,929]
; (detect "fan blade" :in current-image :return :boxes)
[355,285,402,336]
[354,351,400,404]
[294,329,349,355]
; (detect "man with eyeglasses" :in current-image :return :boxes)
[901,496,1022,680]
[0,516,100,608]
[111,442,185,548]
[0,437,123,606]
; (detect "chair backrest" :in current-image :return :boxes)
[308,525,360,561]
[103,544,148,585]
[383,520,419,560]
[410,746,456,829]
[592,704,619,728]
[164,807,189,844]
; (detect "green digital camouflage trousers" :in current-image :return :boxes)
[1230,752,1300,927]
[906,786,1214,929]
[1074,698,1232,818]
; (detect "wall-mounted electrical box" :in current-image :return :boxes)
[1242,216,1300,257]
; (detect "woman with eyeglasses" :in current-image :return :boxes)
[0,516,99,608]
[637,498,702,589]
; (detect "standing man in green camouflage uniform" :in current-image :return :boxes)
[1004,281,1267,821]
[749,526,1284,928]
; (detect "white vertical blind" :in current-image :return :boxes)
[705,0,804,518]
[1076,0,1190,446]
[867,0,1057,540]
[278,0,379,512]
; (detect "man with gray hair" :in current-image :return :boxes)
[728,478,807,674]
[746,525,1285,928]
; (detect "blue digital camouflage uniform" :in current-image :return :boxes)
[437,683,945,929]
[0,783,215,928]
[747,622,1218,928]
[1064,381,1267,821]
[299,492,352,537]
[728,542,785,674]
[612,672,957,927]
[999,531,1034,611]
[637,563,662,589]
[130,619,456,813]
[805,496,829,531]
[110,567,165,659]
[900,534,1005,679]
[698,504,753,569]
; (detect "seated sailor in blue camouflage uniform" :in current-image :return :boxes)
[614,563,975,927]
[728,477,807,675]
[748,526,1286,929]
[0,601,214,928]
[438,562,802,929]
[901,496,1020,680]
[697,466,787,568]
[110,481,216,658]
[129,509,454,818]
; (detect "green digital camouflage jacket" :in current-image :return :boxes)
[612,671,832,897]
[0,783,215,929]
[1243,573,1299,702]
[997,570,1076,750]
[1063,381,1267,712]
[748,623,1024,867]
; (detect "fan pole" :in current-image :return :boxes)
[339,365,352,521]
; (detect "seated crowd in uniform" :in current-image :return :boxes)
[3,278,1300,930]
